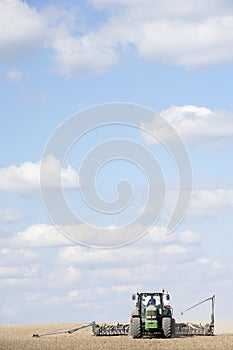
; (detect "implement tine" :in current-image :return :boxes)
[92,323,129,336]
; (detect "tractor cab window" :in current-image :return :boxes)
[147,296,156,306]
[142,294,162,308]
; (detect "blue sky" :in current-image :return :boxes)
[0,0,233,325]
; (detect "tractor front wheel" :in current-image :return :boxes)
[130,317,142,338]
[162,317,172,338]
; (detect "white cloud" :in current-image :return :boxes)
[178,230,201,245]
[4,187,226,253]
[63,266,81,283]
[78,0,233,70]
[0,266,18,277]
[1,1,233,75]
[0,229,229,324]
[160,188,233,223]
[45,266,82,287]
[189,189,233,220]
[40,154,79,190]
[161,105,233,146]
[12,224,71,247]
[5,221,202,251]
[50,34,119,76]
[58,2,233,73]
[0,265,38,278]
[0,154,79,194]
[146,226,201,245]
[57,227,199,267]
[142,105,233,147]
[0,208,23,222]
[0,0,119,76]
[160,244,187,255]
[0,248,38,263]
[136,17,233,67]
[0,0,48,61]
[58,244,152,266]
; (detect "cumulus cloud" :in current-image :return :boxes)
[0,154,79,194]
[58,243,153,267]
[160,244,187,255]
[178,230,201,244]
[5,188,227,252]
[2,220,202,251]
[0,0,119,75]
[0,248,38,264]
[164,188,233,223]
[142,105,233,147]
[50,33,119,76]
[136,17,233,67]
[12,222,176,250]
[189,189,233,220]
[57,227,200,266]
[51,1,233,73]
[0,265,37,278]
[1,0,233,75]
[0,225,229,323]
[40,154,79,190]
[146,226,201,245]
[0,0,48,61]
[12,224,71,247]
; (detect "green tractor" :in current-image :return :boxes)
[130,290,175,338]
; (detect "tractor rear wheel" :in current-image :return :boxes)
[162,317,172,338]
[130,317,142,338]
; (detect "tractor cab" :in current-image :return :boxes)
[130,290,174,338]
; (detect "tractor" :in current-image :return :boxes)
[130,290,175,338]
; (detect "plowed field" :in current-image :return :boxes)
[0,323,232,350]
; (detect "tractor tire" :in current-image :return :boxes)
[162,317,172,338]
[172,318,176,336]
[130,317,142,338]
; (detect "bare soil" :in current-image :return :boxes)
[0,323,232,350]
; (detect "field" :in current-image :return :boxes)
[0,323,233,350]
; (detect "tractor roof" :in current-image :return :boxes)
[139,292,163,296]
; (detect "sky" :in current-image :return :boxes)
[0,0,233,325]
